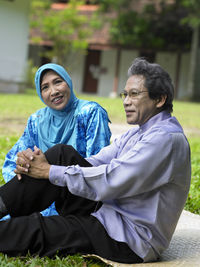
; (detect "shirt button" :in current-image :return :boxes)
[55,179,58,184]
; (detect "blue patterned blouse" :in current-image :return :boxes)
[2,101,111,217]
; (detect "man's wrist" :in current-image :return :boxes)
[44,164,51,179]
[49,165,67,186]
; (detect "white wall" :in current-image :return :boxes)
[28,45,192,100]
[156,51,191,100]
[67,54,85,95]
[156,52,177,85]
[97,49,139,97]
[101,50,191,99]
[118,50,139,94]
[0,0,30,93]
[98,50,117,96]
[177,52,190,99]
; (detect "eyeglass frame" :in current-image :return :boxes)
[119,90,148,100]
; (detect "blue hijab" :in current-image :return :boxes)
[35,63,85,152]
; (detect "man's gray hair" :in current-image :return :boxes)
[128,58,174,113]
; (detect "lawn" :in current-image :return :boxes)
[0,91,200,266]
[1,89,200,132]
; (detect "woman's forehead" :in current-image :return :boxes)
[41,70,61,83]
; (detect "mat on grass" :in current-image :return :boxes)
[84,210,200,267]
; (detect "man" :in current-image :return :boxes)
[0,58,191,263]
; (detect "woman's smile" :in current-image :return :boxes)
[52,96,64,105]
[41,70,70,110]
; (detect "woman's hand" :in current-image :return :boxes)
[15,146,51,180]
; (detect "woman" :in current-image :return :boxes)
[2,63,111,216]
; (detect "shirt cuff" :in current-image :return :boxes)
[49,165,67,187]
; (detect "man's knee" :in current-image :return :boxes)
[44,144,78,165]
[45,144,73,158]
[45,144,72,154]
[45,144,91,167]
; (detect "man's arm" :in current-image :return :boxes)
[49,129,189,202]
[15,129,190,203]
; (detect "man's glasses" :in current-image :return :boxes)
[119,90,148,100]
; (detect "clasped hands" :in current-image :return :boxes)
[14,146,51,181]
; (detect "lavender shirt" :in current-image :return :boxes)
[49,111,191,262]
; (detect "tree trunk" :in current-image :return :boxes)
[187,26,199,100]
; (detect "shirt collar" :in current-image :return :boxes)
[139,111,171,133]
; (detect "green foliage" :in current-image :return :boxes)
[181,0,200,27]
[30,0,98,66]
[99,0,131,12]
[110,10,158,48]
[99,0,192,50]
[25,60,39,89]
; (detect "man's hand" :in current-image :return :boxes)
[15,146,51,180]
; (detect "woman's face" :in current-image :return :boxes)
[40,70,71,110]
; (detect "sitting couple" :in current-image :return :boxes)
[0,58,191,264]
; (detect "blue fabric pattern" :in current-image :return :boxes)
[35,63,82,153]
[2,63,111,218]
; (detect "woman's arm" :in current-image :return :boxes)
[79,102,111,158]
[2,114,38,182]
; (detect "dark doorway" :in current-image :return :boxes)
[82,50,101,94]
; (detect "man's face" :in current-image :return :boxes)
[122,75,161,126]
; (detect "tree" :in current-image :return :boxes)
[98,0,192,51]
[30,0,99,67]
[181,0,200,100]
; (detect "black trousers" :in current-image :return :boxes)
[0,144,143,263]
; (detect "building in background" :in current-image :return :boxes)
[0,0,193,100]
[0,0,30,93]
[29,1,192,100]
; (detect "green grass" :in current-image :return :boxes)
[185,137,200,214]
[1,90,200,129]
[76,94,200,131]
[0,91,200,265]
[0,253,108,267]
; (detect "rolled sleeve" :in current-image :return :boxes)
[49,165,67,187]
